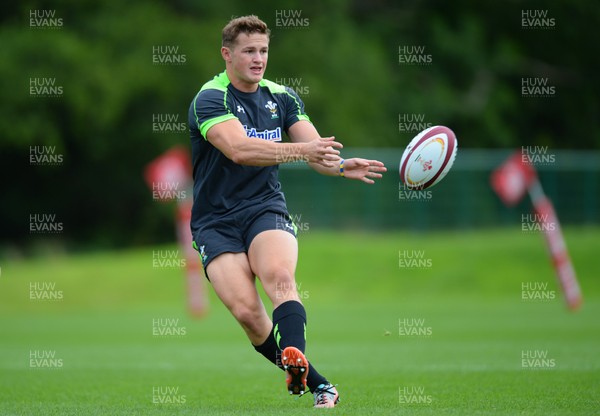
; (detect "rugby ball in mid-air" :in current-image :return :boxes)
[399,125,458,190]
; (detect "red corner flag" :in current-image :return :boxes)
[528,180,582,311]
[144,146,208,317]
[491,150,582,311]
[490,151,537,207]
[143,146,191,193]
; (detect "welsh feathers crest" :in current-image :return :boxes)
[265,101,279,119]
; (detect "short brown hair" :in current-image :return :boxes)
[222,15,270,48]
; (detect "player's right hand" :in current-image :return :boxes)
[305,137,343,168]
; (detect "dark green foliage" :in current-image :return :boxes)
[1,0,598,248]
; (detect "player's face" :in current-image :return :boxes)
[223,33,269,92]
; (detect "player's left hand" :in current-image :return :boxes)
[342,158,387,184]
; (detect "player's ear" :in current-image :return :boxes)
[221,46,232,62]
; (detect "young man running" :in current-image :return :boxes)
[188,15,386,408]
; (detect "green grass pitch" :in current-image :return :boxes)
[1,228,599,415]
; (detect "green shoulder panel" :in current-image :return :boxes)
[200,71,230,92]
[194,71,236,140]
[259,78,287,94]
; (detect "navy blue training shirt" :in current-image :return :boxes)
[188,71,310,233]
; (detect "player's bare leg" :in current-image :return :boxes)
[248,230,299,308]
[206,252,271,345]
[249,230,338,405]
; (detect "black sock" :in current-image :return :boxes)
[253,331,329,392]
[306,362,328,392]
[273,301,329,391]
[272,300,306,351]
[253,301,329,392]
[253,329,282,368]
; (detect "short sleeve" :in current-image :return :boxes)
[191,89,237,140]
[282,87,311,131]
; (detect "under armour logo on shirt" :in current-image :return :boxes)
[237,105,245,113]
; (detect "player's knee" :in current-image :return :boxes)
[266,265,295,286]
[231,303,263,330]
[267,266,300,302]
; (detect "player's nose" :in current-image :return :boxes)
[252,52,263,62]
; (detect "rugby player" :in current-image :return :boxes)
[188,15,386,408]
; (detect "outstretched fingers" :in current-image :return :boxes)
[365,160,387,170]
[354,159,387,184]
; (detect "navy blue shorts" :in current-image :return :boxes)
[192,208,297,279]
